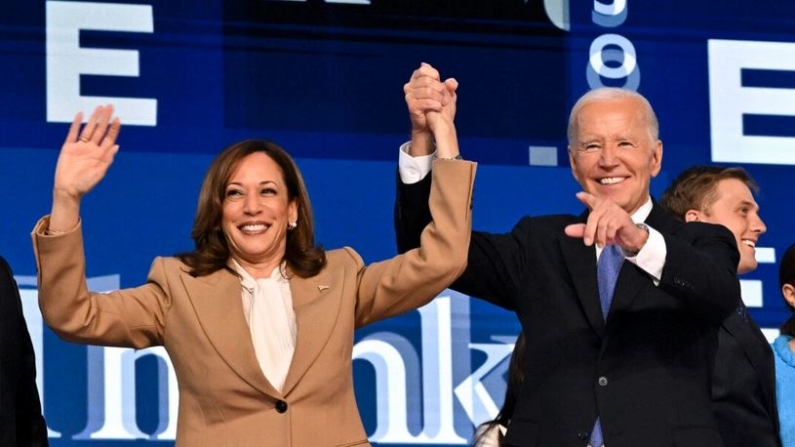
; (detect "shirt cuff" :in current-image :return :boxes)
[626,226,665,284]
[398,141,435,184]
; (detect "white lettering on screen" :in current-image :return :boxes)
[708,39,795,165]
[46,1,157,126]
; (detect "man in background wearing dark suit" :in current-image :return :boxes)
[0,255,48,446]
[394,63,742,447]
[661,165,781,447]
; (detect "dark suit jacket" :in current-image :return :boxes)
[712,308,782,447]
[0,256,48,447]
[395,175,741,447]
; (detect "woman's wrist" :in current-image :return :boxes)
[49,191,82,235]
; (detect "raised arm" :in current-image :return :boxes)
[357,158,475,326]
[355,66,472,324]
[32,106,171,349]
[49,105,120,233]
[396,63,459,252]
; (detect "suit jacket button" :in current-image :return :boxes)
[275,400,288,413]
[578,431,589,440]
[597,376,608,387]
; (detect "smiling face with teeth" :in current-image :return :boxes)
[221,151,298,276]
[568,94,663,216]
[685,178,766,274]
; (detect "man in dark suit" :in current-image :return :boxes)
[0,255,49,446]
[660,165,781,447]
[394,63,741,447]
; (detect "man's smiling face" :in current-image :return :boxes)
[568,96,662,216]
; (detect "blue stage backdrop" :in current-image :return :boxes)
[1,1,794,445]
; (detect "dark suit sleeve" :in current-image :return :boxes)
[658,221,741,324]
[0,257,49,446]
[395,171,526,310]
[394,169,433,254]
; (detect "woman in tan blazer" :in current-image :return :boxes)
[32,97,472,446]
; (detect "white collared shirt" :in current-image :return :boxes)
[233,260,296,393]
[597,197,665,283]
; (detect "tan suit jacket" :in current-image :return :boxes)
[32,160,475,447]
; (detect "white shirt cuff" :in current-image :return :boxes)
[398,141,435,184]
[626,226,666,284]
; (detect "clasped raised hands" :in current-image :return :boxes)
[405,63,458,131]
[404,63,459,158]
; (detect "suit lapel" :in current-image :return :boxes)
[560,212,605,336]
[721,312,779,422]
[563,203,676,336]
[605,204,676,322]
[606,262,646,321]
[181,268,280,397]
[281,267,343,396]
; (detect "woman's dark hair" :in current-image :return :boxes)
[472,332,526,446]
[178,139,326,277]
[779,243,795,336]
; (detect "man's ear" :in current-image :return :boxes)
[567,147,577,176]
[684,209,701,222]
[649,139,663,178]
[782,284,795,308]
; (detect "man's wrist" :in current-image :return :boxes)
[409,130,434,156]
[622,222,650,257]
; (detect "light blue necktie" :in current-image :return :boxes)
[590,244,624,447]
[597,244,624,319]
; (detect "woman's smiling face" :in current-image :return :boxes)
[221,152,297,274]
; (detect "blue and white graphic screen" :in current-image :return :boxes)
[1,1,794,445]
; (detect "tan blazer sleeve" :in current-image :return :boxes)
[354,159,475,327]
[31,217,170,348]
